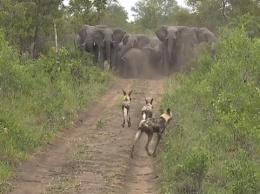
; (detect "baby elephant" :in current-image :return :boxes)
[130,108,173,158]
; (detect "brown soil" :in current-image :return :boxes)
[5,77,164,194]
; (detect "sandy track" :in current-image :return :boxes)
[5,77,164,194]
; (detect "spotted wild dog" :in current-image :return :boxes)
[141,98,153,120]
[122,89,132,127]
[130,108,173,158]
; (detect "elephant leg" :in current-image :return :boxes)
[118,59,124,77]
[111,47,117,71]
[99,47,105,70]
[163,46,169,75]
[93,44,99,64]
[122,62,128,78]
[132,62,138,78]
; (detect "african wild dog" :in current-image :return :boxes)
[122,90,132,127]
[130,108,173,158]
[141,98,153,120]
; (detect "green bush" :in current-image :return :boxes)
[159,26,260,194]
[0,29,112,186]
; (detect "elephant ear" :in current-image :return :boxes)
[156,25,168,43]
[92,28,105,47]
[176,26,198,46]
[112,28,126,46]
[78,25,89,40]
[135,34,150,49]
[202,28,217,43]
[122,34,130,46]
[191,27,200,41]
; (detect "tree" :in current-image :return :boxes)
[167,8,197,27]
[0,0,64,58]
[99,0,129,29]
[67,0,108,28]
[131,0,179,31]
[186,0,260,32]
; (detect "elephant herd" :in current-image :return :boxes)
[76,24,217,78]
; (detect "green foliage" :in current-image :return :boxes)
[131,0,179,31]
[159,24,260,193]
[0,0,64,56]
[0,29,112,185]
[99,0,130,30]
[186,0,260,32]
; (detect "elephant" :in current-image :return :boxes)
[120,34,158,55]
[120,48,149,78]
[117,33,147,72]
[117,34,160,68]
[247,26,260,38]
[148,36,161,48]
[120,34,149,55]
[156,25,199,74]
[142,43,164,75]
[92,26,126,70]
[76,24,107,63]
[191,27,217,57]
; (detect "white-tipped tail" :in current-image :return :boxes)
[139,119,146,127]
[123,107,128,120]
[142,112,146,120]
[134,130,142,143]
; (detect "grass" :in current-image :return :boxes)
[159,27,260,194]
[0,29,113,191]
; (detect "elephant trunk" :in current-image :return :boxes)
[167,37,174,61]
[105,38,111,63]
[119,40,134,59]
[84,35,94,52]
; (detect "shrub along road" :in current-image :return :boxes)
[6,77,164,194]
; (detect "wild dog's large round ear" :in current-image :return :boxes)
[122,90,126,96]
[145,98,148,104]
[150,98,153,104]
[128,90,133,96]
[166,108,171,115]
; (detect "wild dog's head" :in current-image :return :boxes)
[145,98,153,108]
[160,108,173,125]
[122,90,132,102]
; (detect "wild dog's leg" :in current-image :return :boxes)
[122,106,125,127]
[146,132,153,156]
[122,119,125,128]
[153,133,162,157]
[128,116,131,127]
[130,129,142,158]
[127,108,131,127]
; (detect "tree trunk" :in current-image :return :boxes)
[32,25,39,60]
[53,20,58,53]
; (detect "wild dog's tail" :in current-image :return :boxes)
[122,103,130,119]
[123,106,128,120]
[133,128,142,142]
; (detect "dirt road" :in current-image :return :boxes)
[6,77,164,194]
